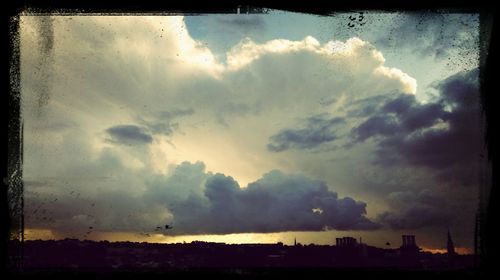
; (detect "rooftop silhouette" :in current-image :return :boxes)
[7,233,474,272]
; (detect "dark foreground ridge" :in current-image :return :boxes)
[7,234,475,274]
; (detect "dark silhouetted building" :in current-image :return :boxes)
[335,237,361,266]
[336,237,358,248]
[12,236,475,271]
[446,230,458,268]
[399,235,421,267]
[447,230,456,256]
[401,235,417,248]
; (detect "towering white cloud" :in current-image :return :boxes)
[19,15,479,249]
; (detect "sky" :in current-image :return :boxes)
[19,11,485,253]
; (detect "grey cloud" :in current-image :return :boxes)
[24,149,165,237]
[25,188,164,236]
[152,166,380,235]
[28,160,379,236]
[138,108,194,136]
[345,94,392,118]
[183,15,267,57]
[145,161,209,204]
[214,15,266,32]
[353,94,446,142]
[216,102,252,126]
[268,116,345,152]
[29,16,55,110]
[351,69,482,184]
[354,115,401,142]
[159,108,194,119]
[375,13,479,61]
[23,180,48,188]
[105,125,153,145]
[378,189,454,229]
[142,122,175,136]
[383,94,445,132]
[36,121,75,132]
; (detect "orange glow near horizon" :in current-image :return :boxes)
[24,228,58,240]
[421,247,473,255]
[24,228,291,245]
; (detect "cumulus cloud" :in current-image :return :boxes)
[105,125,153,145]
[268,116,345,152]
[183,15,267,58]
[21,16,418,152]
[26,161,379,236]
[19,14,481,248]
[145,161,209,204]
[225,36,416,96]
[151,164,380,235]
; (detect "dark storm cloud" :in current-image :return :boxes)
[105,125,153,145]
[354,115,401,142]
[29,160,379,236]
[375,13,479,61]
[24,149,167,237]
[147,162,380,235]
[377,189,454,229]
[353,94,446,142]
[268,116,345,152]
[351,69,482,184]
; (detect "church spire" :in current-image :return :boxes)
[447,229,456,255]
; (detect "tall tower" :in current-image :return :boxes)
[400,235,420,260]
[447,229,456,255]
[294,237,297,246]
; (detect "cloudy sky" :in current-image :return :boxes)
[19,11,485,253]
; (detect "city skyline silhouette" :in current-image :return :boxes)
[5,5,494,278]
